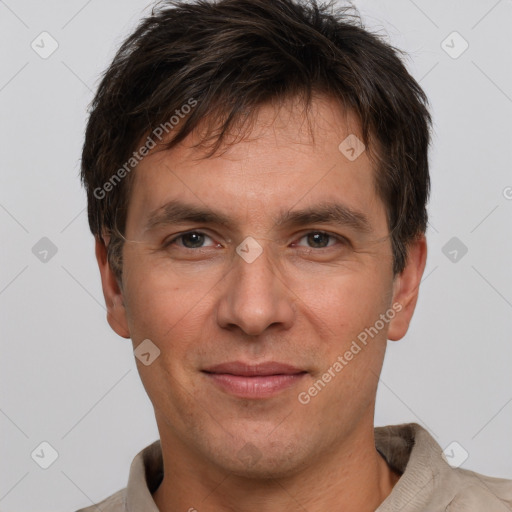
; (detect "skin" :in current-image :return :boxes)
[96,95,427,512]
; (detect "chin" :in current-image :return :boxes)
[228,459,301,480]
[213,440,308,480]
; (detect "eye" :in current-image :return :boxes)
[164,231,217,249]
[294,231,344,249]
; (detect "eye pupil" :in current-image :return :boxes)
[182,232,204,248]
[307,232,329,248]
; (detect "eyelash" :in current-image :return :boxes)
[163,231,348,250]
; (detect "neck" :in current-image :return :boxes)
[153,424,401,512]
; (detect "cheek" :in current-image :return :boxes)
[122,267,222,383]
[297,270,391,334]
[125,277,208,398]
[121,252,208,337]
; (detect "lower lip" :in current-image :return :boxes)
[204,372,306,399]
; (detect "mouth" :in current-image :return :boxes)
[202,361,307,399]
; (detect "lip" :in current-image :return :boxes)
[203,361,304,376]
[202,361,307,399]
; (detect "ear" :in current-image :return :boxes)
[95,235,131,339]
[387,234,427,341]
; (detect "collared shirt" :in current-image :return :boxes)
[76,423,512,511]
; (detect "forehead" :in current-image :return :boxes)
[126,95,388,235]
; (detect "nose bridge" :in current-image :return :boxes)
[236,240,276,295]
[217,237,293,335]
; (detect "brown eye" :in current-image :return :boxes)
[164,231,216,249]
[181,232,206,248]
[296,231,341,249]
[306,232,331,248]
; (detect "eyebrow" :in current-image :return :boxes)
[144,199,373,234]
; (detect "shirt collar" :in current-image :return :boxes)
[126,439,163,512]
[375,423,451,512]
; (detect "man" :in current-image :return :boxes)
[77,0,512,510]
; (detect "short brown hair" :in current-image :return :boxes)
[81,0,431,279]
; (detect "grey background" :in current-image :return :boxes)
[1,0,511,510]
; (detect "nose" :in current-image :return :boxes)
[215,240,295,336]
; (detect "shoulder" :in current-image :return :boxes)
[444,468,512,511]
[74,488,126,512]
[376,423,512,511]
[72,439,162,512]
[413,423,512,510]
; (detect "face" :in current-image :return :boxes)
[97,95,426,478]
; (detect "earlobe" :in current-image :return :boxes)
[95,235,131,339]
[387,235,427,342]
